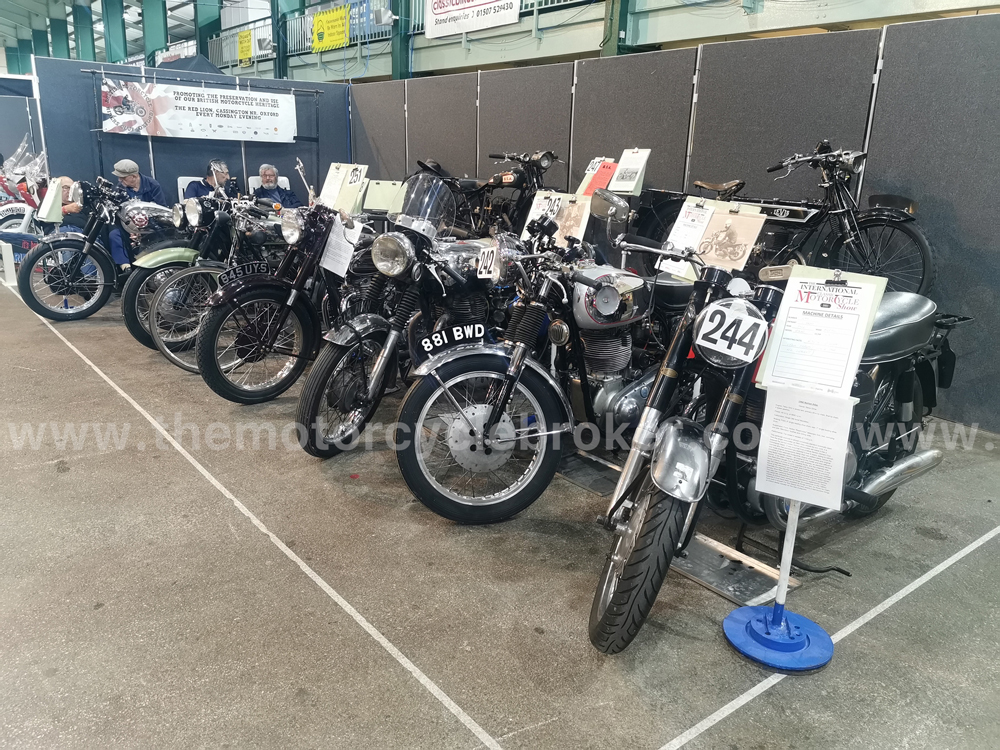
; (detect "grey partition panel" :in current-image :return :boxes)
[689,30,879,200]
[405,73,478,178]
[864,16,1000,430]
[351,81,406,181]
[479,64,573,190]
[0,96,33,157]
[572,49,696,192]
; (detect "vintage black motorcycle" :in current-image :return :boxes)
[587,241,968,653]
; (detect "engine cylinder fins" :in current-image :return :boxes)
[444,293,489,325]
[580,328,632,375]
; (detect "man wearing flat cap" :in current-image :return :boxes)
[109,159,167,267]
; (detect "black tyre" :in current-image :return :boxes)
[590,477,688,654]
[16,241,115,321]
[121,262,188,349]
[295,336,391,458]
[395,353,565,524]
[196,287,316,404]
[824,218,935,295]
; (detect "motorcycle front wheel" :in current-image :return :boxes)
[394,354,564,524]
[590,474,689,654]
[196,286,315,404]
[16,241,115,321]
[149,266,221,373]
[121,262,189,349]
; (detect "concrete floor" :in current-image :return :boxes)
[1,286,998,749]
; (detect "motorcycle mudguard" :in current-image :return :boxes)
[207,278,322,357]
[413,343,574,425]
[649,417,714,503]
[37,230,110,255]
[132,246,199,269]
[323,313,391,345]
[857,206,916,224]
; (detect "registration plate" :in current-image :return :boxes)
[219,261,270,286]
[417,323,486,356]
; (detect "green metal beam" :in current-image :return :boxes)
[194,0,221,58]
[72,2,97,61]
[101,0,127,62]
[17,38,33,72]
[600,0,631,56]
[390,0,410,79]
[50,18,71,58]
[5,46,20,75]
[32,28,49,57]
[142,0,168,66]
[272,0,303,80]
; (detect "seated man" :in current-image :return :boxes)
[184,160,236,199]
[111,159,166,267]
[253,164,302,208]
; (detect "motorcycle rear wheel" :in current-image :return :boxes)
[824,217,935,295]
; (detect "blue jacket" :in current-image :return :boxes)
[183,179,214,200]
[123,174,167,206]
[253,184,303,208]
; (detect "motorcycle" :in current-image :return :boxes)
[587,243,969,653]
[295,172,516,459]
[390,189,695,523]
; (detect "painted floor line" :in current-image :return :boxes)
[657,519,1000,750]
[11,289,502,750]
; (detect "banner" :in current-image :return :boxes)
[238,29,252,67]
[101,79,297,143]
[312,6,350,52]
[425,0,518,39]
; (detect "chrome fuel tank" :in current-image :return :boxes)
[571,265,651,330]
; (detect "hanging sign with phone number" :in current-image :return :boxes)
[425,0,518,39]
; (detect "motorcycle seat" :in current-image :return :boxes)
[456,179,489,192]
[647,272,695,309]
[861,292,938,364]
[693,179,746,194]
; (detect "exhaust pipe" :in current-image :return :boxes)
[860,449,944,497]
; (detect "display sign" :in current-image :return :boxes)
[312,6,350,52]
[320,214,363,278]
[238,30,252,67]
[425,0,518,39]
[608,148,650,196]
[318,163,368,212]
[576,157,613,195]
[520,191,591,247]
[101,79,297,143]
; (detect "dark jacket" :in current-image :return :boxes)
[184,178,240,200]
[122,174,167,206]
[253,184,303,208]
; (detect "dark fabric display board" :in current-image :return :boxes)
[478,64,574,191]
[351,81,407,181]
[688,31,879,201]
[864,16,1000,430]
[0,77,33,98]
[571,49,697,192]
[0,95,38,157]
[405,73,478,179]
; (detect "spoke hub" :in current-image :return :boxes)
[447,405,515,472]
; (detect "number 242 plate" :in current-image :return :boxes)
[219,261,270,286]
[417,323,486,356]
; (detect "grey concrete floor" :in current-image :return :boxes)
[1,286,998,749]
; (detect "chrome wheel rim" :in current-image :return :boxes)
[318,339,383,448]
[213,299,304,391]
[27,248,106,314]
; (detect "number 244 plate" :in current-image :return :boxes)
[417,323,486,356]
[219,261,270,286]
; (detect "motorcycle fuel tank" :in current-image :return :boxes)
[571,265,651,330]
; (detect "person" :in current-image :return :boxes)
[110,159,166,267]
[184,160,234,199]
[252,164,302,208]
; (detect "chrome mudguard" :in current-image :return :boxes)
[323,312,392,345]
[37,230,109,255]
[649,417,715,503]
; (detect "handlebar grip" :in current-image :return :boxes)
[441,262,466,285]
[488,153,506,159]
[766,163,785,173]
[621,234,662,251]
[570,271,600,289]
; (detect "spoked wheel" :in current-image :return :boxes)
[16,243,114,321]
[394,354,564,524]
[826,218,935,294]
[590,474,689,654]
[121,262,188,349]
[148,266,221,373]
[196,286,315,404]
[295,336,390,458]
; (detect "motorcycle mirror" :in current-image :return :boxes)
[591,188,630,223]
[758,264,794,282]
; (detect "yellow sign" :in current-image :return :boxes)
[238,29,253,67]
[312,6,350,53]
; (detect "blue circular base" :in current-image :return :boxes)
[723,605,833,672]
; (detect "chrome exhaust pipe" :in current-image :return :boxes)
[860,449,943,497]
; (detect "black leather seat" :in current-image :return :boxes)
[456,178,488,192]
[647,272,695,309]
[693,179,746,195]
[862,292,937,364]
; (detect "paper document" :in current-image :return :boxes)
[520,191,591,246]
[756,385,854,510]
[608,148,650,196]
[664,197,715,254]
[319,216,363,278]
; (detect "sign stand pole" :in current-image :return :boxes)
[722,499,834,672]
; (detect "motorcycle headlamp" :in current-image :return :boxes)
[172,203,185,228]
[69,181,83,205]
[841,151,867,174]
[371,232,415,277]
[184,197,203,227]
[489,234,524,286]
[281,209,305,245]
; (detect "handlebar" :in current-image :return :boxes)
[766,163,785,173]
[570,271,600,289]
[440,261,467,285]
[620,234,662,251]
[488,153,507,160]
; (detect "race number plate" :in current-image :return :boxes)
[477,245,498,279]
[219,261,270,286]
[417,323,486,356]
[694,304,768,363]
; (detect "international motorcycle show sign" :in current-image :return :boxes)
[100,79,297,143]
[425,0,518,39]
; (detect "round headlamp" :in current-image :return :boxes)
[371,232,415,277]
[172,203,185,228]
[281,209,305,245]
[692,298,768,370]
[69,181,83,205]
[184,197,203,227]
